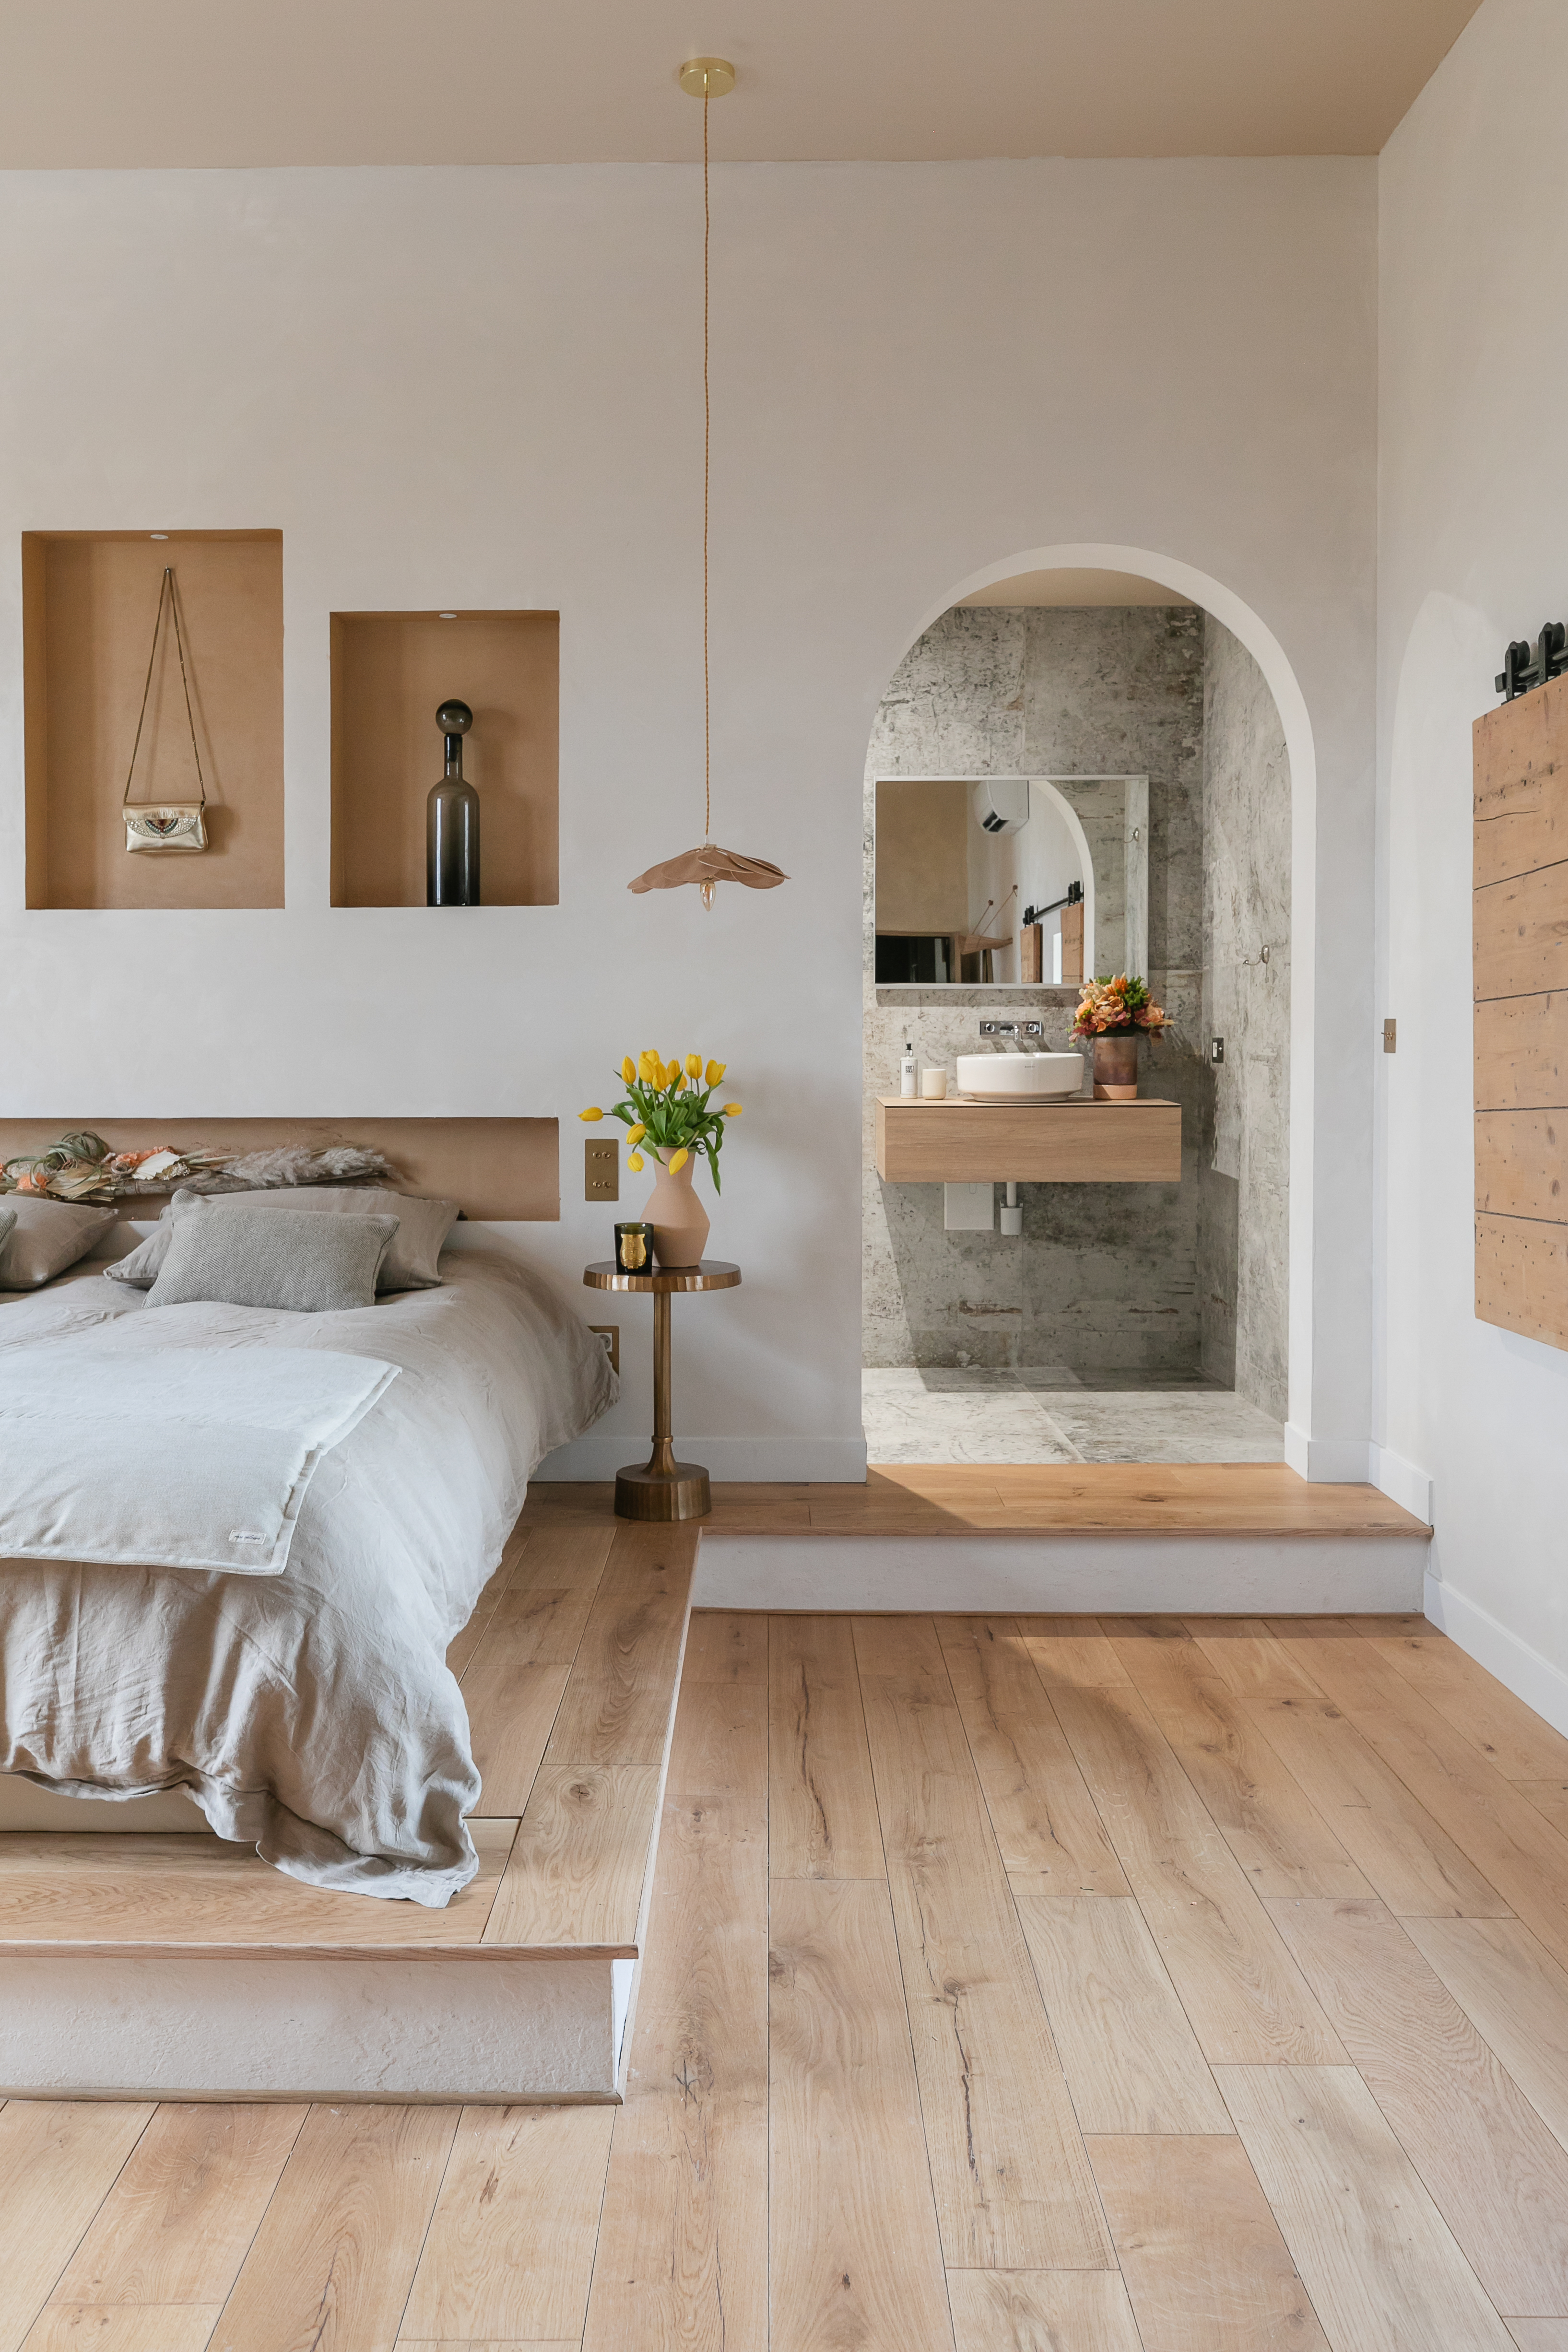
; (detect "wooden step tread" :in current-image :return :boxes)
[0,1511,696,1966]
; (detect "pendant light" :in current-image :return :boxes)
[627,57,788,910]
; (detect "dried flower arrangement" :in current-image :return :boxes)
[1071,976,1171,1039]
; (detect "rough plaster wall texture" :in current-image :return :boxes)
[0,158,1376,1473]
[863,604,1209,1370]
[1201,616,1291,1419]
[1379,0,1568,1667]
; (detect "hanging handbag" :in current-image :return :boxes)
[123,564,208,852]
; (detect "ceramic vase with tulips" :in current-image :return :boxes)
[580,1051,743,1269]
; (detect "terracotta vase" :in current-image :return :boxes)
[646,1148,711,1269]
[1093,1031,1139,1101]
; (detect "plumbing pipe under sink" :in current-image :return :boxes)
[1001,1180,1023,1236]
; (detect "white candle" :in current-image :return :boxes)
[920,1067,949,1099]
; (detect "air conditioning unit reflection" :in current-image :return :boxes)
[973,780,1030,836]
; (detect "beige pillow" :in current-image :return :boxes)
[107,1184,458,1294]
[0,1197,118,1289]
[145,1203,399,1313]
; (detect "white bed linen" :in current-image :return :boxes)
[0,1250,615,1905]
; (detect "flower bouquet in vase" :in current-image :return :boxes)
[1071,976,1171,1100]
[581,1051,742,1268]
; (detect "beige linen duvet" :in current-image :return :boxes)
[0,1250,615,1905]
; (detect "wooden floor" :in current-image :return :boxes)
[10,1603,1568,2347]
[542,1463,1432,1536]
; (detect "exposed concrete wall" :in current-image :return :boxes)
[1199,616,1292,1417]
[863,604,1211,1373]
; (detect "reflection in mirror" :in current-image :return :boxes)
[873,775,1148,986]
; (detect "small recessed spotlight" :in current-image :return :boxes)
[150,532,169,541]
[438,611,458,619]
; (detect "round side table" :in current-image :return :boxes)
[583,1259,741,1522]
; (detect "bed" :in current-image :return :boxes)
[0,1246,615,1905]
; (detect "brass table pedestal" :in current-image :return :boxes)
[582,1259,741,1522]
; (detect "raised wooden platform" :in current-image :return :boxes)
[0,1507,695,2102]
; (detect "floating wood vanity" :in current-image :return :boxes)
[874,1094,1182,1183]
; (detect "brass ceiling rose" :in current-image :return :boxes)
[678,57,736,100]
[629,54,787,909]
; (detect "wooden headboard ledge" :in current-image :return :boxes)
[0,1119,559,1223]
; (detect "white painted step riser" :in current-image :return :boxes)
[0,1952,636,2102]
[696,1532,1429,1614]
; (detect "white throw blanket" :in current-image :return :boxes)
[0,1327,399,1574]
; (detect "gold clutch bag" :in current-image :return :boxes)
[125,806,207,852]
[123,564,208,854]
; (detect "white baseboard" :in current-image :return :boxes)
[1369,1443,1433,1524]
[1422,1571,1568,1744]
[532,1434,869,1483]
[1284,1424,1373,1483]
[696,1531,1427,1614]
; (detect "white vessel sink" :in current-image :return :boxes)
[955,1051,1085,1103]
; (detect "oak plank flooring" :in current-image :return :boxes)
[1219,2064,1517,2352]
[27,1588,1568,2352]
[1367,1632,1568,1781]
[0,2104,154,2352]
[1047,1679,1347,2064]
[767,1614,884,1880]
[946,2269,1144,2352]
[21,2311,219,2352]
[51,2102,306,2307]
[1011,1891,1230,2134]
[768,1876,955,2352]
[541,1527,694,1769]
[0,1820,518,1952]
[853,1613,1115,2271]
[580,1611,769,2352]
[1110,1630,1372,1898]
[936,1618,1129,1893]
[1268,1894,1568,2314]
[211,2103,460,2352]
[1244,1690,1515,1917]
[481,1764,660,1949]
[1406,1914,1568,2156]
[1086,2131,1331,2351]
[1284,1634,1568,1969]
[399,2104,614,2343]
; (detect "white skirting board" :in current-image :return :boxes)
[533,1433,869,1482]
[1423,1570,1568,1745]
[0,1952,637,2103]
[694,1531,1429,1614]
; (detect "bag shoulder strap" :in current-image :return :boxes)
[123,565,206,810]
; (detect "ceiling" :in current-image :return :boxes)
[959,569,1194,609]
[0,0,1483,170]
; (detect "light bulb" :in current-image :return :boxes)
[699,879,716,910]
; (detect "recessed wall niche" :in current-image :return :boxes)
[330,610,559,907]
[22,530,284,910]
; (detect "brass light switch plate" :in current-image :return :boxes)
[585,1139,619,1201]
[588,1324,620,1375]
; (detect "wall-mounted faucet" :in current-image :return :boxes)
[979,1020,1043,1050]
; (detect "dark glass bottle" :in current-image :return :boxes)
[427,699,480,906]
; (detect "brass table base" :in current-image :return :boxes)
[614,1455,712,1522]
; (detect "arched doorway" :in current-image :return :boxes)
[862,550,1305,1466]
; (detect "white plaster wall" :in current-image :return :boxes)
[1378,0,1568,1698]
[0,159,1377,1479]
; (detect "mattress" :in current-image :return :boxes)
[0,1248,615,1902]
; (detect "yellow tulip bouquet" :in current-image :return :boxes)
[580,1052,743,1189]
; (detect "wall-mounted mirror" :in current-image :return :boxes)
[873,774,1148,987]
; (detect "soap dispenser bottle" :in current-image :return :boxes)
[900,1042,917,1097]
[427,699,481,906]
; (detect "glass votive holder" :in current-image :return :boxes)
[614,1222,652,1274]
[920,1066,949,1098]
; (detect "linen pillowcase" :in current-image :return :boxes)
[144,1204,401,1313]
[106,1184,458,1294]
[0,1197,118,1289]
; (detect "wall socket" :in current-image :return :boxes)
[585,1139,619,1201]
[588,1325,620,1375]
[1210,1036,1225,1065]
